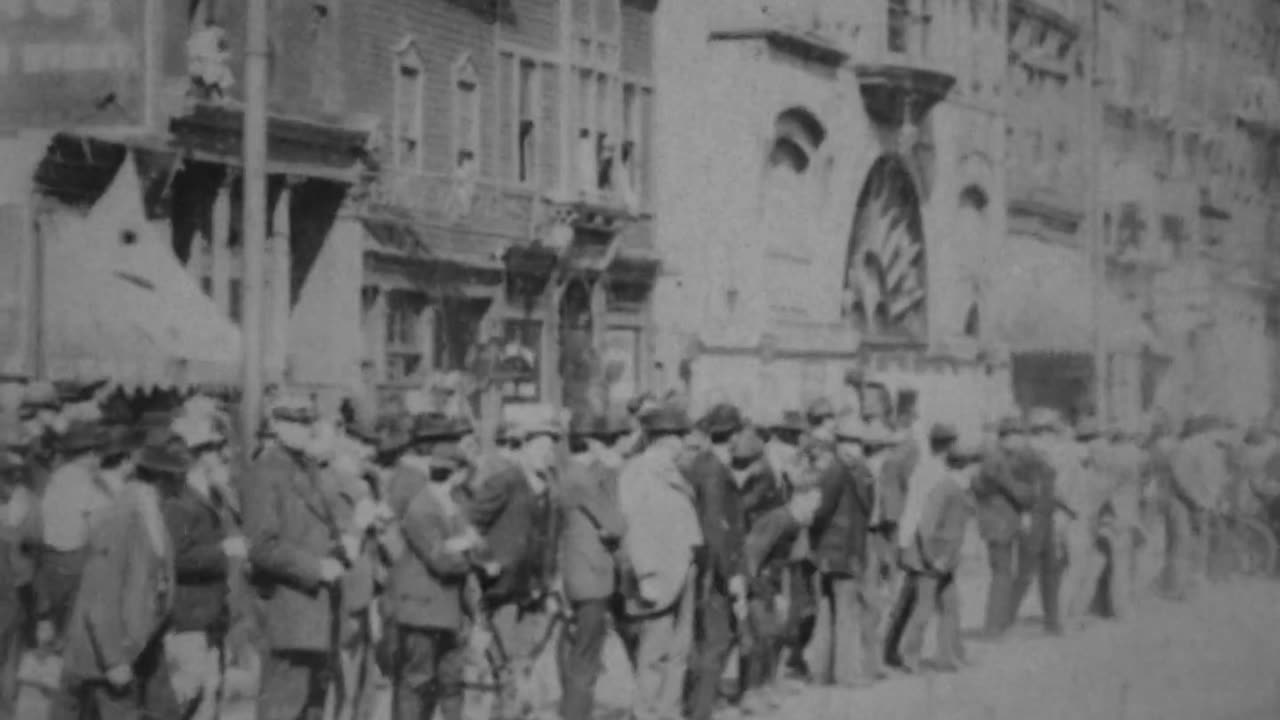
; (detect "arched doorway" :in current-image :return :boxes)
[841,155,927,343]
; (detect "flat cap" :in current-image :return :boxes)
[429,441,471,470]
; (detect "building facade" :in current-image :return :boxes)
[653,0,1012,435]
[2,0,662,425]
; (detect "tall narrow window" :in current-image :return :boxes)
[452,55,480,172]
[392,39,425,171]
[517,59,538,183]
[888,0,910,53]
[385,290,427,382]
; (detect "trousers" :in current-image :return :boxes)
[165,631,224,720]
[556,599,610,720]
[49,635,179,720]
[487,600,558,720]
[1060,522,1106,627]
[687,588,735,720]
[1107,526,1137,619]
[389,625,464,720]
[807,574,879,687]
[257,650,334,720]
[1009,519,1062,633]
[983,540,1017,635]
[896,571,961,668]
[617,568,695,720]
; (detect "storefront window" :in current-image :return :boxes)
[385,290,427,383]
[560,280,597,417]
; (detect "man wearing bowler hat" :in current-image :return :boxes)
[1007,409,1067,635]
[383,412,483,720]
[557,412,628,720]
[615,403,703,720]
[52,435,184,720]
[240,394,350,720]
[683,402,750,720]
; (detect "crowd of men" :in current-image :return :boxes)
[2,371,1280,720]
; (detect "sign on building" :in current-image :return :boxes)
[0,0,150,130]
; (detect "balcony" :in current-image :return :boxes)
[853,58,956,127]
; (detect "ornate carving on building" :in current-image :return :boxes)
[841,155,927,344]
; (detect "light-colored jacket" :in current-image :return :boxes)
[40,462,116,551]
[617,443,703,613]
[1169,434,1224,510]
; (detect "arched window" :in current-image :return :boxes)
[452,53,481,172]
[392,38,426,170]
[762,106,827,255]
[842,155,927,341]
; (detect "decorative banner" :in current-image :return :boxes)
[0,0,150,130]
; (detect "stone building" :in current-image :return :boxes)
[1094,0,1280,425]
[1,0,662,423]
[653,0,1013,435]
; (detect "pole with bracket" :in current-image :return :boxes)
[241,0,269,458]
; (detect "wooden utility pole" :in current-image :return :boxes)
[1087,0,1108,424]
[241,0,269,456]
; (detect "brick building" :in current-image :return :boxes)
[3,0,661,422]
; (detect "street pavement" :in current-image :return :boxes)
[18,536,1280,719]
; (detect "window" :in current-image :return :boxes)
[499,50,547,185]
[619,80,653,206]
[452,54,480,173]
[392,39,425,171]
[517,59,537,183]
[385,291,427,382]
[888,0,910,53]
[229,278,243,324]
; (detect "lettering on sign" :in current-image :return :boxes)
[0,0,146,129]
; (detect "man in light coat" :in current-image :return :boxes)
[1059,418,1111,630]
[615,404,703,720]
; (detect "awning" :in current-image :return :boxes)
[989,237,1162,355]
[40,155,242,387]
[360,212,506,273]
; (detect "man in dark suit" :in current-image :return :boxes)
[53,436,183,720]
[241,395,350,720]
[0,449,30,720]
[1008,410,1065,636]
[462,405,563,720]
[684,403,749,720]
[972,417,1037,637]
[384,417,483,720]
[808,414,877,688]
[557,413,627,720]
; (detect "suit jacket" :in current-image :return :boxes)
[462,459,554,606]
[617,445,703,615]
[908,472,974,575]
[62,483,174,679]
[742,506,800,597]
[161,482,231,634]
[736,461,785,531]
[685,450,747,588]
[559,458,626,602]
[241,445,343,652]
[971,449,1035,543]
[386,471,472,631]
[878,437,920,527]
[809,455,874,577]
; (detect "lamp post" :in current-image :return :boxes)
[240,0,269,458]
[1087,0,1108,424]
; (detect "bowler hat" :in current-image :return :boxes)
[136,439,192,476]
[60,421,105,454]
[699,403,744,437]
[410,412,468,444]
[929,422,959,443]
[769,411,808,435]
[641,405,691,435]
[268,394,318,424]
[429,441,470,470]
[568,411,606,440]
